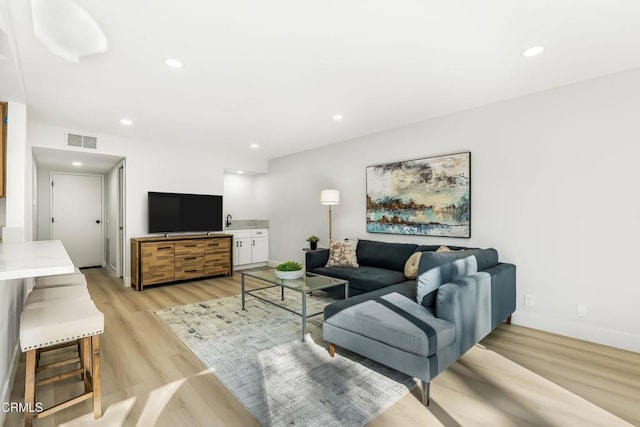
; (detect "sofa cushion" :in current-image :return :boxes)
[356,239,418,271]
[326,238,359,267]
[404,252,422,279]
[418,248,499,273]
[415,245,472,252]
[312,265,406,293]
[324,291,455,357]
[417,256,478,309]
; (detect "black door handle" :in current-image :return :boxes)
[96,220,101,224]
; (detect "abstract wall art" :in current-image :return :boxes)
[366,152,471,238]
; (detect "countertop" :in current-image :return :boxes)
[0,240,75,280]
[224,226,269,230]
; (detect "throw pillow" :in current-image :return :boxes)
[404,252,422,279]
[325,239,359,267]
[436,245,453,252]
[416,255,478,309]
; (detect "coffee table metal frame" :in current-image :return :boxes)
[241,269,349,342]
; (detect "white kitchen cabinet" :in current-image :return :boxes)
[231,228,269,266]
[251,229,269,263]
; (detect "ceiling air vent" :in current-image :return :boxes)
[66,132,98,149]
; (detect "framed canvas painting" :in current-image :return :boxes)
[366,152,471,238]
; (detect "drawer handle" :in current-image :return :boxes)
[158,246,172,250]
[185,257,197,261]
[185,269,198,273]
[184,244,197,247]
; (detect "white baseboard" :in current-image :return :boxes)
[0,343,21,427]
[513,312,640,353]
[124,276,131,288]
[234,262,268,271]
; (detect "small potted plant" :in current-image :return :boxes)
[275,261,304,279]
[306,235,320,250]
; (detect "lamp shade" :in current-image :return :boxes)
[320,189,340,205]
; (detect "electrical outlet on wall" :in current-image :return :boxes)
[578,304,587,317]
[524,294,535,307]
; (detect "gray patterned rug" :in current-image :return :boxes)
[156,288,416,427]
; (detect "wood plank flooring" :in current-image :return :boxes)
[4,268,639,426]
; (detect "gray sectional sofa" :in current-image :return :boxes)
[305,240,470,296]
[307,239,516,405]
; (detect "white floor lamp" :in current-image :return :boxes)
[320,189,340,241]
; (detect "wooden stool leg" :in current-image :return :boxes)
[91,335,102,418]
[82,337,91,392]
[25,350,36,427]
[329,343,336,357]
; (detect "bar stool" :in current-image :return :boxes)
[34,273,87,289]
[26,286,91,308]
[20,299,104,427]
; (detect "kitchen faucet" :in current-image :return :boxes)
[226,214,232,228]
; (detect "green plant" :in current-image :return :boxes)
[275,261,303,271]
[306,235,320,243]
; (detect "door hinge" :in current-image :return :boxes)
[51,181,54,187]
[51,217,54,223]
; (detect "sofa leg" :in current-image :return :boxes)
[506,315,512,325]
[421,380,430,406]
[329,343,336,358]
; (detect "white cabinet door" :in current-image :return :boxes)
[251,237,269,263]
[235,237,252,265]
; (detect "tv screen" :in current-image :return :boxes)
[148,192,223,233]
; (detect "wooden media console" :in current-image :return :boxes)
[131,234,233,291]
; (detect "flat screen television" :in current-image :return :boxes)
[148,192,223,233]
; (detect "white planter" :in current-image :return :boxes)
[274,269,304,280]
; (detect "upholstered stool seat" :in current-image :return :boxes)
[20,299,103,427]
[25,286,91,308]
[35,273,87,289]
[20,300,103,351]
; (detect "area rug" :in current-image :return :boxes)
[156,288,416,427]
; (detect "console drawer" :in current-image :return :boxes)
[175,241,205,256]
[141,242,175,284]
[175,254,204,280]
[205,238,230,253]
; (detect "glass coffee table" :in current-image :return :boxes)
[241,269,349,342]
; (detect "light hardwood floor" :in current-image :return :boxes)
[4,268,639,426]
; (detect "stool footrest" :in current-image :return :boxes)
[36,368,83,387]
[36,392,93,419]
[37,356,81,372]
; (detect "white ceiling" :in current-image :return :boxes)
[32,147,124,173]
[3,1,640,160]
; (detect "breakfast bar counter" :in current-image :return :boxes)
[0,240,75,281]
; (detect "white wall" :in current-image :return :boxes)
[0,199,5,228]
[267,68,640,352]
[0,102,29,424]
[223,173,269,220]
[28,123,268,283]
[4,102,26,239]
[105,163,120,270]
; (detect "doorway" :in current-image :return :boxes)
[50,172,104,268]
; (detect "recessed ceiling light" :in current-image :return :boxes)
[165,58,184,68]
[72,161,82,166]
[332,114,343,121]
[250,143,259,149]
[120,118,133,126]
[237,170,244,174]
[522,46,544,57]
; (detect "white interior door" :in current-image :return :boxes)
[51,173,103,268]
